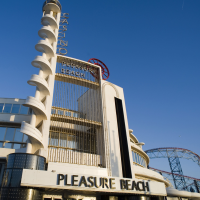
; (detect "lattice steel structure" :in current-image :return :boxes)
[145,147,200,192]
[150,167,200,193]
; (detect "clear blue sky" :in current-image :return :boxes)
[0,1,199,178]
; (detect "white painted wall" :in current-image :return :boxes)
[48,162,108,177]
[101,81,134,178]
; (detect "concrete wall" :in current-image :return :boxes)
[101,81,134,178]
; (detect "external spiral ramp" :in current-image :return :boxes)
[43,2,61,13]
[28,74,50,96]
[38,26,56,44]
[23,96,47,120]
[21,0,61,156]
[20,121,44,148]
[35,39,55,59]
[31,56,52,75]
[41,14,58,30]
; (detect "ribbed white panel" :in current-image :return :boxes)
[41,14,58,30]
[24,96,47,119]
[20,121,44,147]
[31,56,52,75]
[38,26,56,44]
[35,39,55,59]
[28,74,50,96]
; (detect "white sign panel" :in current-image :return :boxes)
[21,169,166,196]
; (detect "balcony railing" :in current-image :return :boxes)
[42,0,62,11]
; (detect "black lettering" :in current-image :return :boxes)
[79,176,87,187]
[103,178,109,189]
[87,176,94,187]
[72,175,78,186]
[126,180,131,190]
[94,177,102,188]
[137,181,145,191]
[64,175,71,186]
[120,179,126,189]
[58,174,64,185]
[132,181,138,190]
[109,178,116,189]
[144,182,149,191]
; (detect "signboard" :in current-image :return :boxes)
[21,169,166,196]
[57,13,69,55]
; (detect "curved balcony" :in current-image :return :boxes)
[41,14,58,30]
[35,39,55,59]
[42,0,61,13]
[28,74,50,96]
[23,96,47,120]
[20,121,44,148]
[38,26,56,44]
[31,56,52,75]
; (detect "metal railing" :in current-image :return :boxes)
[42,0,62,11]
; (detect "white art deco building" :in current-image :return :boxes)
[0,1,199,200]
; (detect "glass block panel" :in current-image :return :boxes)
[14,129,23,142]
[0,103,4,113]
[0,127,6,141]
[25,155,38,170]
[57,110,64,115]
[37,157,46,170]
[20,105,29,115]
[13,154,26,168]
[2,169,12,187]
[22,134,28,142]
[3,104,12,113]
[13,143,21,149]
[7,154,15,168]
[10,169,23,187]
[11,104,20,114]
[5,128,15,141]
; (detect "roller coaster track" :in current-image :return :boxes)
[150,167,200,193]
[145,147,200,193]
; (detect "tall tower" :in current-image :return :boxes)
[20,0,62,157]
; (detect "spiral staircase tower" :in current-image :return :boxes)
[20,0,61,157]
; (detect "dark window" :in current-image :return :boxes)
[5,128,15,141]
[0,104,4,112]
[22,134,28,142]
[3,104,12,113]
[0,127,6,140]
[4,143,12,149]
[11,104,20,114]
[14,129,23,142]
[25,155,37,170]
[20,106,29,115]
[13,154,26,168]
[10,169,23,187]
